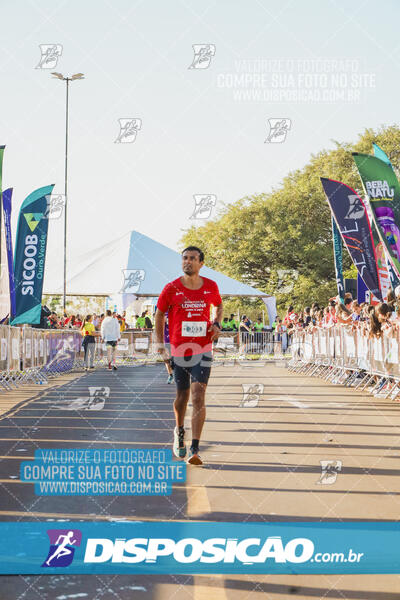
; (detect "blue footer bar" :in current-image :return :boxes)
[0,521,398,574]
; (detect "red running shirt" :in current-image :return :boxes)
[157,276,222,357]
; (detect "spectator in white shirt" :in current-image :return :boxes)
[101,309,121,370]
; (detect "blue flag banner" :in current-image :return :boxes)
[331,216,344,299]
[321,178,382,301]
[0,521,399,574]
[2,188,16,317]
[357,273,368,303]
[11,184,54,325]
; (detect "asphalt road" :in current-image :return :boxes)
[0,359,398,599]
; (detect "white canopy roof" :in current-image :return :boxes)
[44,230,270,298]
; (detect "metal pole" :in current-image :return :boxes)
[63,78,69,311]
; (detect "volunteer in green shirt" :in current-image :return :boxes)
[228,314,239,330]
[135,312,147,329]
[221,317,231,330]
[253,318,264,331]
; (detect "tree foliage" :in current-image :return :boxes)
[180,125,400,315]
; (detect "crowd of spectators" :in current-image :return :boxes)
[42,308,155,332]
[40,294,400,340]
[281,290,400,339]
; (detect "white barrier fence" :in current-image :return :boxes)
[288,326,400,400]
[0,327,161,391]
[0,326,84,390]
[0,326,290,393]
[236,331,290,355]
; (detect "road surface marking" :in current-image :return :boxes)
[187,485,211,518]
[269,396,310,408]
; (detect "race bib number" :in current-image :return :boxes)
[181,321,207,337]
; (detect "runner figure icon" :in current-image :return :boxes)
[45,531,77,566]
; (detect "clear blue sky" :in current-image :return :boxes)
[1,0,399,277]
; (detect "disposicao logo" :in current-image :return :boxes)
[42,529,82,567]
[83,536,315,565]
[38,530,365,571]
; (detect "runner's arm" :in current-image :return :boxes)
[214,302,223,326]
[209,302,224,340]
[154,308,169,359]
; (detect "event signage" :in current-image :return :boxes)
[372,145,400,291]
[320,178,382,301]
[373,142,392,167]
[11,184,54,325]
[353,151,400,280]
[0,521,398,574]
[375,241,391,301]
[331,216,345,299]
[2,188,16,316]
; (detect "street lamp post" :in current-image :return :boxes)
[51,72,84,311]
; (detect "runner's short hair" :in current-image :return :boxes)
[182,246,204,262]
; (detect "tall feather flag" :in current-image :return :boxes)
[11,185,54,325]
[321,177,382,301]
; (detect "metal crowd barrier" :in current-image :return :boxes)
[0,323,291,394]
[288,326,400,400]
[213,330,291,361]
[93,330,156,365]
[0,326,84,391]
[96,329,289,365]
[0,325,160,393]
[238,330,290,356]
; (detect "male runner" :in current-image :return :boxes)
[155,246,223,465]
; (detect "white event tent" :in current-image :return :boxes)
[44,231,277,321]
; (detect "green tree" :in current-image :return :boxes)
[181,125,400,316]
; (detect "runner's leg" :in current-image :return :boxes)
[83,343,89,369]
[112,343,117,364]
[172,359,190,458]
[190,381,206,441]
[165,360,173,375]
[187,352,212,464]
[174,388,190,427]
[88,342,95,368]
[165,360,174,383]
[112,342,118,369]
[107,344,113,369]
[164,344,174,383]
